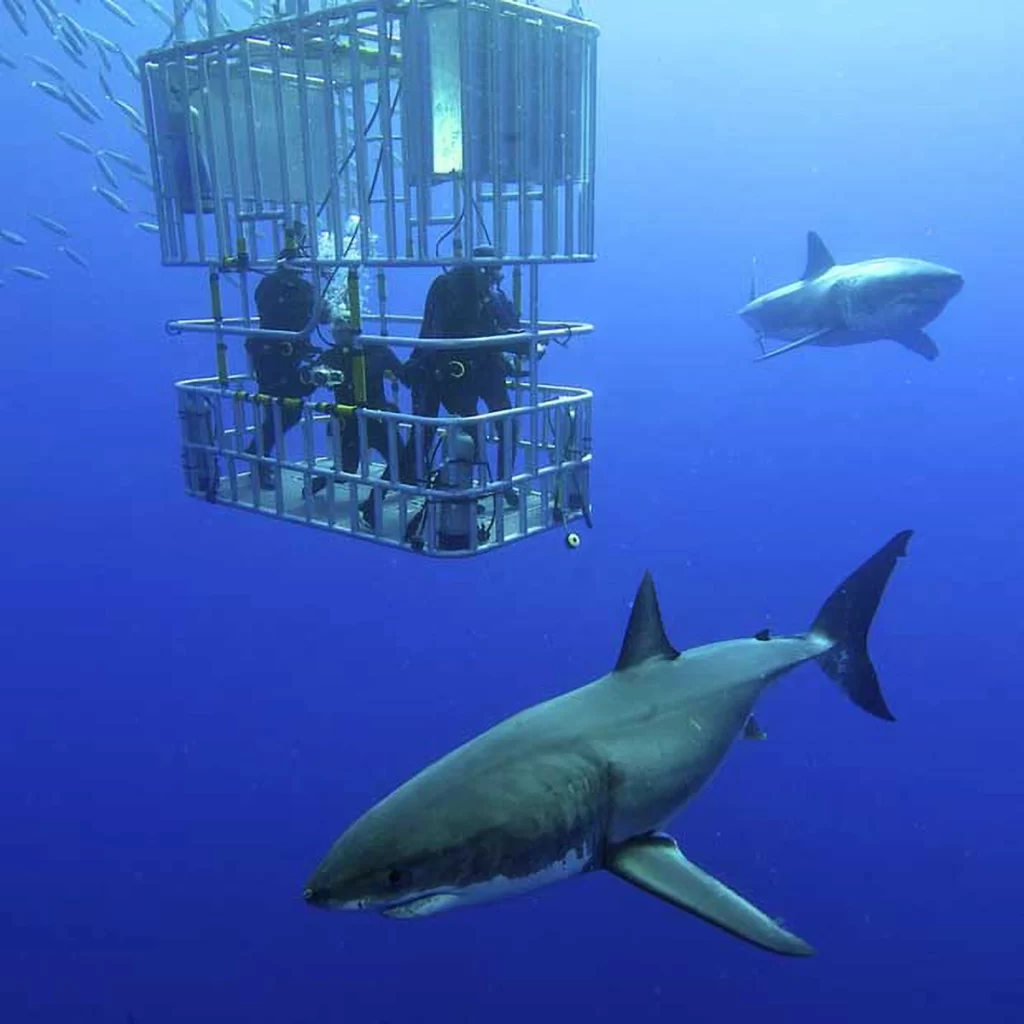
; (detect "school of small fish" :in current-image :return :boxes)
[0,0,258,289]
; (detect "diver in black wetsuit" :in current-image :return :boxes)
[244,248,326,487]
[308,325,415,523]
[405,245,538,504]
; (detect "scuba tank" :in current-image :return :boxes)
[437,430,476,551]
[179,390,220,502]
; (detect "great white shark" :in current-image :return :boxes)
[739,231,962,362]
[305,531,913,956]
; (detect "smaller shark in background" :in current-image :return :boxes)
[739,231,963,362]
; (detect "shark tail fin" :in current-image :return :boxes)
[808,531,913,722]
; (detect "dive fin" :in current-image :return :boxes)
[743,715,767,740]
[614,572,680,673]
[607,834,814,957]
[803,231,835,280]
[809,530,913,722]
[753,327,836,362]
[894,330,939,361]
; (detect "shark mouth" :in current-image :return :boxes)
[380,891,460,919]
[379,844,595,919]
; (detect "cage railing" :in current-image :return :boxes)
[177,370,592,555]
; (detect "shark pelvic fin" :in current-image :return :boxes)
[606,834,814,957]
[753,327,837,363]
[614,572,680,673]
[743,715,767,740]
[803,230,835,280]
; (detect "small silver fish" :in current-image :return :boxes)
[11,266,50,281]
[31,80,67,103]
[63,92,98,124]
[56,32,89,70]
[28,0,56,32]
[31,213,70,237]
[81,26,118,52]
[65,85,102,122]
[2,0,29,36]
[57,244,89,269]
[138,0,174,29]
[113,97,145,130]
[135,221,160,233]
[100,0,136,26]
[0,51,16,71]
[56,19,85,57]
[92,185,130,213]
[95,152,119,190]
[92,38,113,73]
[115,45,141,82]
[27,55,65,81]
[57,12,88,49]
[56,130,94,154]
[128,170,155,192]
[98,70,114,101]
[0,228,27,245]
[100,149,147,176]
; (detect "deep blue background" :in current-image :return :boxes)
[1,1,1021,1021]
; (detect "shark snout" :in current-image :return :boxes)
[303,884,332,908]
[303,883,362,911]
[920,264,963,301]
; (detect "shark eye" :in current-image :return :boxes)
[386,868,405,889]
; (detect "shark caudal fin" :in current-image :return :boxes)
[808,531,913,722]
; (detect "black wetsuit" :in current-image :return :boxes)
[322,344,414,483]
[408,264,524,482]
[245,267,319,463]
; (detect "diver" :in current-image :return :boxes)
[309,321,415,526]
[405,244,540,507]
[244,245,328,488]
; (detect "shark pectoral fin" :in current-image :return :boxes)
[743,715,767,740]
[894,330,939,361]
[606,835,814,957]
[753,328,836,363]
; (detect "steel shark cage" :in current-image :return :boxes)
[139,0,598,557]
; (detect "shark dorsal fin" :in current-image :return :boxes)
[803,231,835,280]
[614,571,680,673]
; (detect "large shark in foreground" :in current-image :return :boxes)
[739,231,962,362]
[305,531,913,956]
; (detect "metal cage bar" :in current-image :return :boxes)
[139,0,597,268]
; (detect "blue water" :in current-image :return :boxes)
[1,1,1021,1021]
